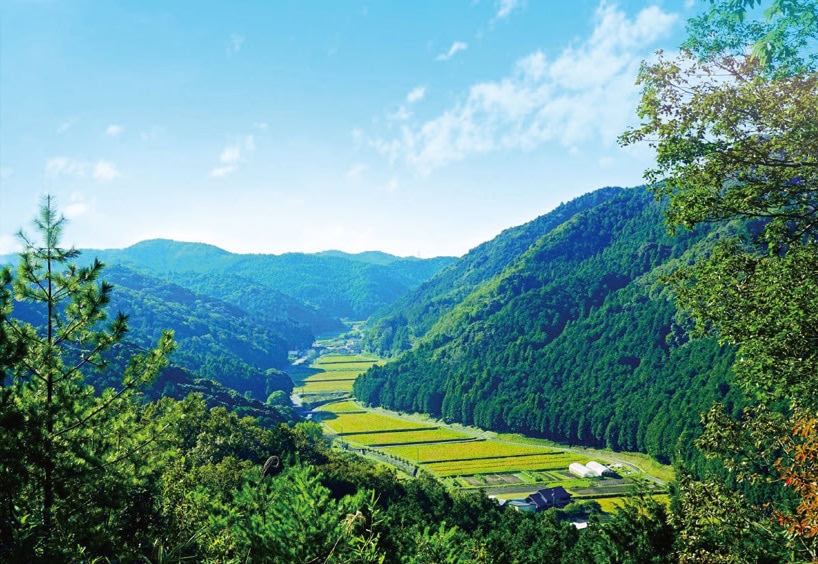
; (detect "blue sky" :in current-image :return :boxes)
[0,0,699,258]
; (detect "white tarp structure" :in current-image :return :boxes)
[569,462,594,478]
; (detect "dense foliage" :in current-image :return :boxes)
[620,0,818,559]
[356,188,743,463]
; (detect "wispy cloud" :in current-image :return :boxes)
[346,163,368,179]
[406,86,426,104]
[369,2,677,174]
[436,41,468,61]
[228,34,245,55]
[106,124,124,137]
[46,157,121,182]
[46,157,87,178]
[495,0,521,20]
[210,135,256,177]
[64,192,94,219]
[57,118,78,134]
[253,121,268,130]
[140,126,165,142]
[93,160,120,181]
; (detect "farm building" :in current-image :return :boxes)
[525,486,572,511]
[569,462,595,478]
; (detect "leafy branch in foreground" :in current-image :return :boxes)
[621,0,818,560]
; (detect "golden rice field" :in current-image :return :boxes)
[424,453,586,477]
[322,411,434,435]
[299,379,355,393]
[316,401,366,413]
[341,428,471,446]
[384,439,556,463]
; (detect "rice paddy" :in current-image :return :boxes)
[296,350,671,515]
[321,411,434,435]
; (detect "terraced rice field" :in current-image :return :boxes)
[321,411,433,435]
[298,350,669,514]
[316,401,366,413]
[340,428,471,447]
[385,440,555,463]
[425,453,586,477]
[298,355,379,395]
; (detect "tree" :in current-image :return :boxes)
[621,0,818,559]
[0,196,175,559]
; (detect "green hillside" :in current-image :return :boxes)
[94,240,456,322]
[355,188,746,462]
[362,187,624,356]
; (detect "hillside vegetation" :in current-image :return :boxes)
[356,188,745,462]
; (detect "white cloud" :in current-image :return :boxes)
[0,167,13,180]
[93,160,120,182]
[228,34,244,55]
[253,121,268,130]
[57,118,77,134]
[370,1,678,174]
[210,165,236,177]
[495,0,520,19]
[0,234,20,255]
[211,134,256,177]
[436,41,468,61]
[387,106,412,122]
[46,157,87,178]
[64,193,94,219]
[406,86,426,104]
[106,124,124,137]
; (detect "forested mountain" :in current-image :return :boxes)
[356,187,746,462]
[10,264,294,401]
[93,239,456,322]
[363,186,624,356]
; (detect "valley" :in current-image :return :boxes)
[291,336,670,514]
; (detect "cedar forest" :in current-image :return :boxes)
[1,0,816,561]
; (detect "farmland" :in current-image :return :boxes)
[295,350,671,515]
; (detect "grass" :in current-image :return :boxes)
[595,493,670,513]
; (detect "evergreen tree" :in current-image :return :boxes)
[0,196,174,559]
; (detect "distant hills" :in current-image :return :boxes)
[93,240,456,323]
[2,241,454,410]
[355,187,746,462]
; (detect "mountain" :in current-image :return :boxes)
[93,240,457,323]
[355,187,746,462]
[363,187,625,356]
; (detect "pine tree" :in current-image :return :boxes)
[0,196,175,559]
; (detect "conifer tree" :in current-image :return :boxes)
[0,196,175,559]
